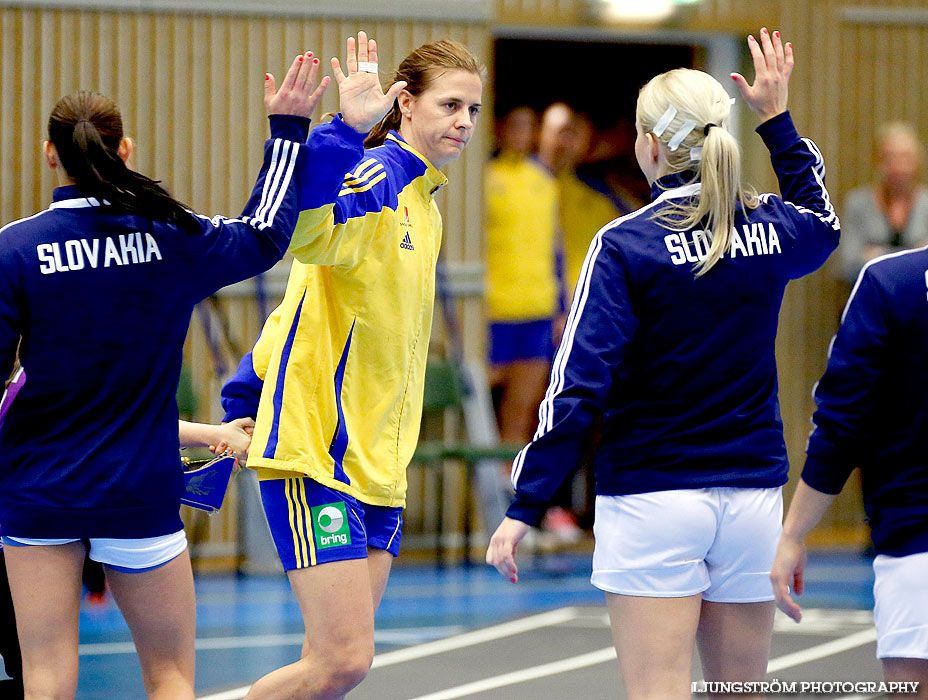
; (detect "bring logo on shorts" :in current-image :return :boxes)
[311,502,352,549]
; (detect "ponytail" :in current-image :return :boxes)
[637,69,758,276]
[48,91,198,232]
[687,124,744,274]
[364,39,483,149]
[365,106,403,149]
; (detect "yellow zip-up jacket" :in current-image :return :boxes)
[484,153,559,321]
[222,116,447,507]
[557,171,621,296]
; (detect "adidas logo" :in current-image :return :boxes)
[400,233,415,250]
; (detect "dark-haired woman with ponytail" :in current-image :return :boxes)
[0,55,328,699]
[488,31,841,697]
[44,96,203,234]
[219,31,482,700]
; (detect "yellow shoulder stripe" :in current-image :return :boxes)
[350,158,377,178]
[338,172,387,196]
[344,162,384,187]
[344,159,381,186]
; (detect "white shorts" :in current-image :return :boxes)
[591,487,782,602]
[1,530,188,572]
[873,551,928,659]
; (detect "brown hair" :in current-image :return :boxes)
[48,91,196,230]
[365,40,483,148]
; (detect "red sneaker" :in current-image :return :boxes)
[541,506,583,544]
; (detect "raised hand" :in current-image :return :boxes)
[265,52,331,119]
[331,31,408,134]
[730,28,793,123]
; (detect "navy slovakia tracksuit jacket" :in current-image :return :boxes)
[802,246,928,557]
[0,115,309,540]
[507,111,841,526]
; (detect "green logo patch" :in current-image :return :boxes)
[311,502,351,549]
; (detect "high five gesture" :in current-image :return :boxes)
[265,52,330,119]
[731,27,794,122]
[332,31,408,134]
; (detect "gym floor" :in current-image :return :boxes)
[74,550,884,700]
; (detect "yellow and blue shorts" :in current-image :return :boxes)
[260,476,403,571]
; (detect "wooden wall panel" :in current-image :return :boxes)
[494,0,581,26]
[0,7,491,563]
[494,0,784,31]
[490,0,928,542]
[4,0,927,554]
[768,1,928,540]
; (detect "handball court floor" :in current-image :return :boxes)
[68,550,887,700]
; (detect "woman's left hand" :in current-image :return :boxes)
[486,517,532,583]
[332,31,408,134]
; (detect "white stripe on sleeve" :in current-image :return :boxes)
[261,140,299,227]
[254,139,283,222]
[255,140,295,224]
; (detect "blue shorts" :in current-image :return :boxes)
[260,477,403,571]
[488,319,554,365]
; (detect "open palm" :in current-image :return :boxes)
[265,51,330,119]
[731,28,794,123]
[332,31,407,134]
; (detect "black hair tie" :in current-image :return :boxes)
[703,123,717,136]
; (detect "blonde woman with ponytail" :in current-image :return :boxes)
[639,67,759,276]
[489,29,840,697]
[220,32,483,700]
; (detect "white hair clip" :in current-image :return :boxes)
[689,146,703,161]
[652,104,677,137]
[668,119,696,151]
[719,97,736,130]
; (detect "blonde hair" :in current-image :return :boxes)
[365,39,483,148]
[877,121,922,154]
[876,121,924,167]
[637,68,758,276]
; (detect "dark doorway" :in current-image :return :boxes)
[494,38,699,203]
[494,38,698,125]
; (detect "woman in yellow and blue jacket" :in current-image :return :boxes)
[221,33,483,700]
